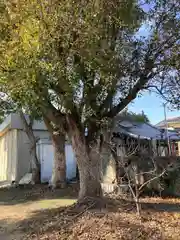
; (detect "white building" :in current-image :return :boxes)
[0,114,76,183]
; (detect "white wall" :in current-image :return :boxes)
[33,130,50,140]
[0,126,76,183]
[16,130,50,181]
[37,139,76,183]
[0,129,18,181]
[16,130,31,181]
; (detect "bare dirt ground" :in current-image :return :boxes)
[0,184,77,240]
[0,184,180,240]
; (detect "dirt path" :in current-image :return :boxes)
[0,184,77,240]
[0,200,76,240]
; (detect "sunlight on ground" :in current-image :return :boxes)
[0,198,76,221]
[0,197,77,239]
[29,198,77,209]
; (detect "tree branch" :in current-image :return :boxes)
[138,168,167,192]
[104,72,153,118]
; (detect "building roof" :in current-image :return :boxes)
[156,116,180,127]
[0,113,47,136]
[114,120,180,140]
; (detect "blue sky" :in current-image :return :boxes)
[128,92,180,125]
[127,2,180,125]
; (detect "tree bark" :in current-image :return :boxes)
[50,132,66,188]
[30,146,41,184]
[19,111,41,184]
[43,116,66,188]
[67,116,102,201]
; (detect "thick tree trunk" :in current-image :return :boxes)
[43,116,66,189]
[19,111,41,184]
[77,146,102,201]
[67,117,102,201]
[50,132,66,188]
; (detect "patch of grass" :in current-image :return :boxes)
[30,198,77,209]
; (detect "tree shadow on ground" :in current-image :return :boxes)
[141,201,180,213]
[0,183,79,206]
[1,196,180,239]
[0,197,163,240]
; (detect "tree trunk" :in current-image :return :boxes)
[50,132,66,188]
[31,146,41,184]
[43,116,66,189]
[67,117,102,201]
[74,141,102,201]
[19,111,41,184]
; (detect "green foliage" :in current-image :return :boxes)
[0,94,16,124]
[0,0,179,137]
[131,112,150,123]
[118,110,150,123]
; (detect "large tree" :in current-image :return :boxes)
[0,0,180,201]
[0,1,66,187]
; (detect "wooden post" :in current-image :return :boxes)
[178,141,180,156]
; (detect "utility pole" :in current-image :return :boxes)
[163,103,171,155]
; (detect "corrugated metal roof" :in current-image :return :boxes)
[114,120,180,140]
[156,116,180,127]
